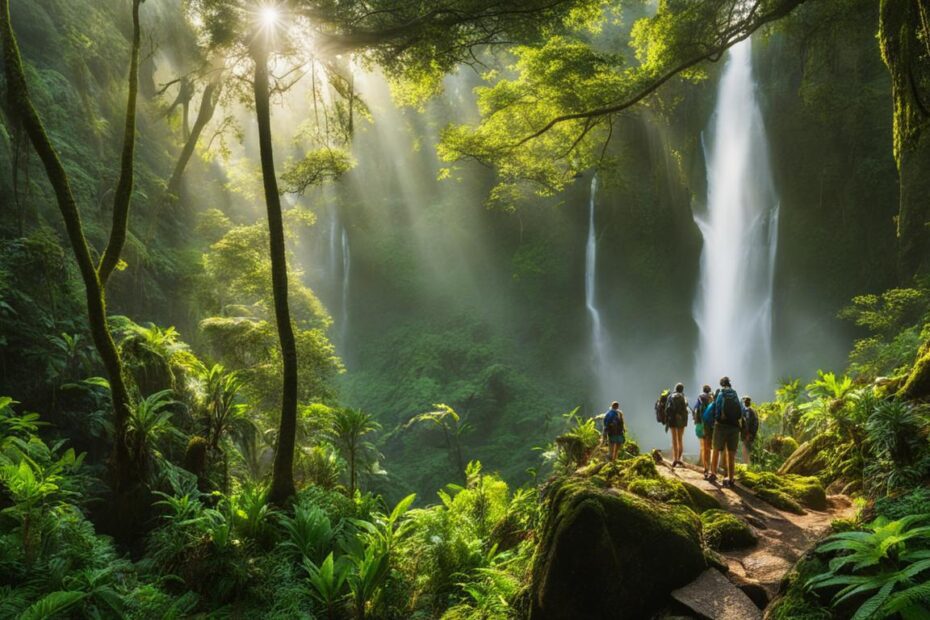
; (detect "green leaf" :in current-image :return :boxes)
[19,591,86,620]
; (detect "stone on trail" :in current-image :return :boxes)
[671,568,762,620]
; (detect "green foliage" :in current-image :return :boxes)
[863,400,930,496]
[875,487,930,521]
[807,516,930,619]
[840,284,930,380]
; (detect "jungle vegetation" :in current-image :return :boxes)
[1,0,929,618]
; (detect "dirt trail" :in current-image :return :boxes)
[657,459,854,602]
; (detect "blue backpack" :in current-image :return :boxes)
[702,401,716,428]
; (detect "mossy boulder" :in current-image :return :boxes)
[766,435,800,459]
[778,432,833,477]
[700,510,757,551]
[682,481,722,513]
[530,480,706,619]
[599,455,699,510]
[898,338,930,400]
[765,556,832,620]
[736,469,827,514]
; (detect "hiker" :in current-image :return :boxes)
[709,376,744,488]
[741,396,759,465]
[654,389,670,426]
[665,383,690,467]
[694,384,714,477]
[603,401,625,462]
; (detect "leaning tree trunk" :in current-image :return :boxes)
[98,0,142,286]
[880,0,930,279]
[0,0,135,491]
[252,46,299,504]
[166,78,221,200]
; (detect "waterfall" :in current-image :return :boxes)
[693,38,779,397]
[340,225,351,345]
[585,175,608,376]
[328,207,351,351]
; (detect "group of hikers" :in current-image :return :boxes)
[599,376,759,489]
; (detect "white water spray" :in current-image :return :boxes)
[694,38,779,397]
[585,175,609,376]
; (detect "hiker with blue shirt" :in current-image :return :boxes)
[603,401,625,461]
[708,376,744,488]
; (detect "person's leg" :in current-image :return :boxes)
[670,428,679,465]
[726,449,736,482]
[678,427,686,462]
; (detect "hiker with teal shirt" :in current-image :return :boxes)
[603,401,625,462]
[709,376,744,488]
[694,384,714,477]
[665,383,690,467]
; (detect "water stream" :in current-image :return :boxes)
[693,38,779,398]
[585,175,609,384]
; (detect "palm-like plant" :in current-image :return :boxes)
[303,552,350,620]
[328,408,381,495]
[201,364,247,451]
[406,403,469,476]
[127,389,181,472]
[864,401,930,495]
[807,515,930,619]
[279,504,335,562]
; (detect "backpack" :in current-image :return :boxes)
[693,393,712,423]
[702,401,716,428]
[655,394,669,425]
[605,410,624,436]
[716,388,743,426]
[667,392,687,420]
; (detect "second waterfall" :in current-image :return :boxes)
[693,38,779,397]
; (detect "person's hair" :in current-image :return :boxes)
[611,401,619,409]
[720,376,731,388]
[703,384,712,394]
[743,396,752,405]
[675,382,684,393]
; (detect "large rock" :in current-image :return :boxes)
[530,480,706,619]
[671,568,762,620]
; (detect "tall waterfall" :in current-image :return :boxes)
[585,175,608,376]
[329,207,351,350]
[340,225,351,344]
[693,38,779,397]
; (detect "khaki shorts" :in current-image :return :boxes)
[713,423,740,452]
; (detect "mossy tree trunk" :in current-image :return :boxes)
[880,0,930,278]
[98,0,143,286]
[1,0,142,494]
[252,44,299,504]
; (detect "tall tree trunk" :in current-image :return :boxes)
[166,78,221,199]
[0,0,134,491]
[880,0,930,279]
[98,0,142,286]
[252,46,299,504]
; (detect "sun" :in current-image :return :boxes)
[259,5,280,28]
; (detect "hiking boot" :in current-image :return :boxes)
[707,473,718,483]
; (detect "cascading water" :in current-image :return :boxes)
[693,38,779,397]
[328,207,352,351]
[340,225,351,345]
[585,175,609,378]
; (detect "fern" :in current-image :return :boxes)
[19,590,85,620]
